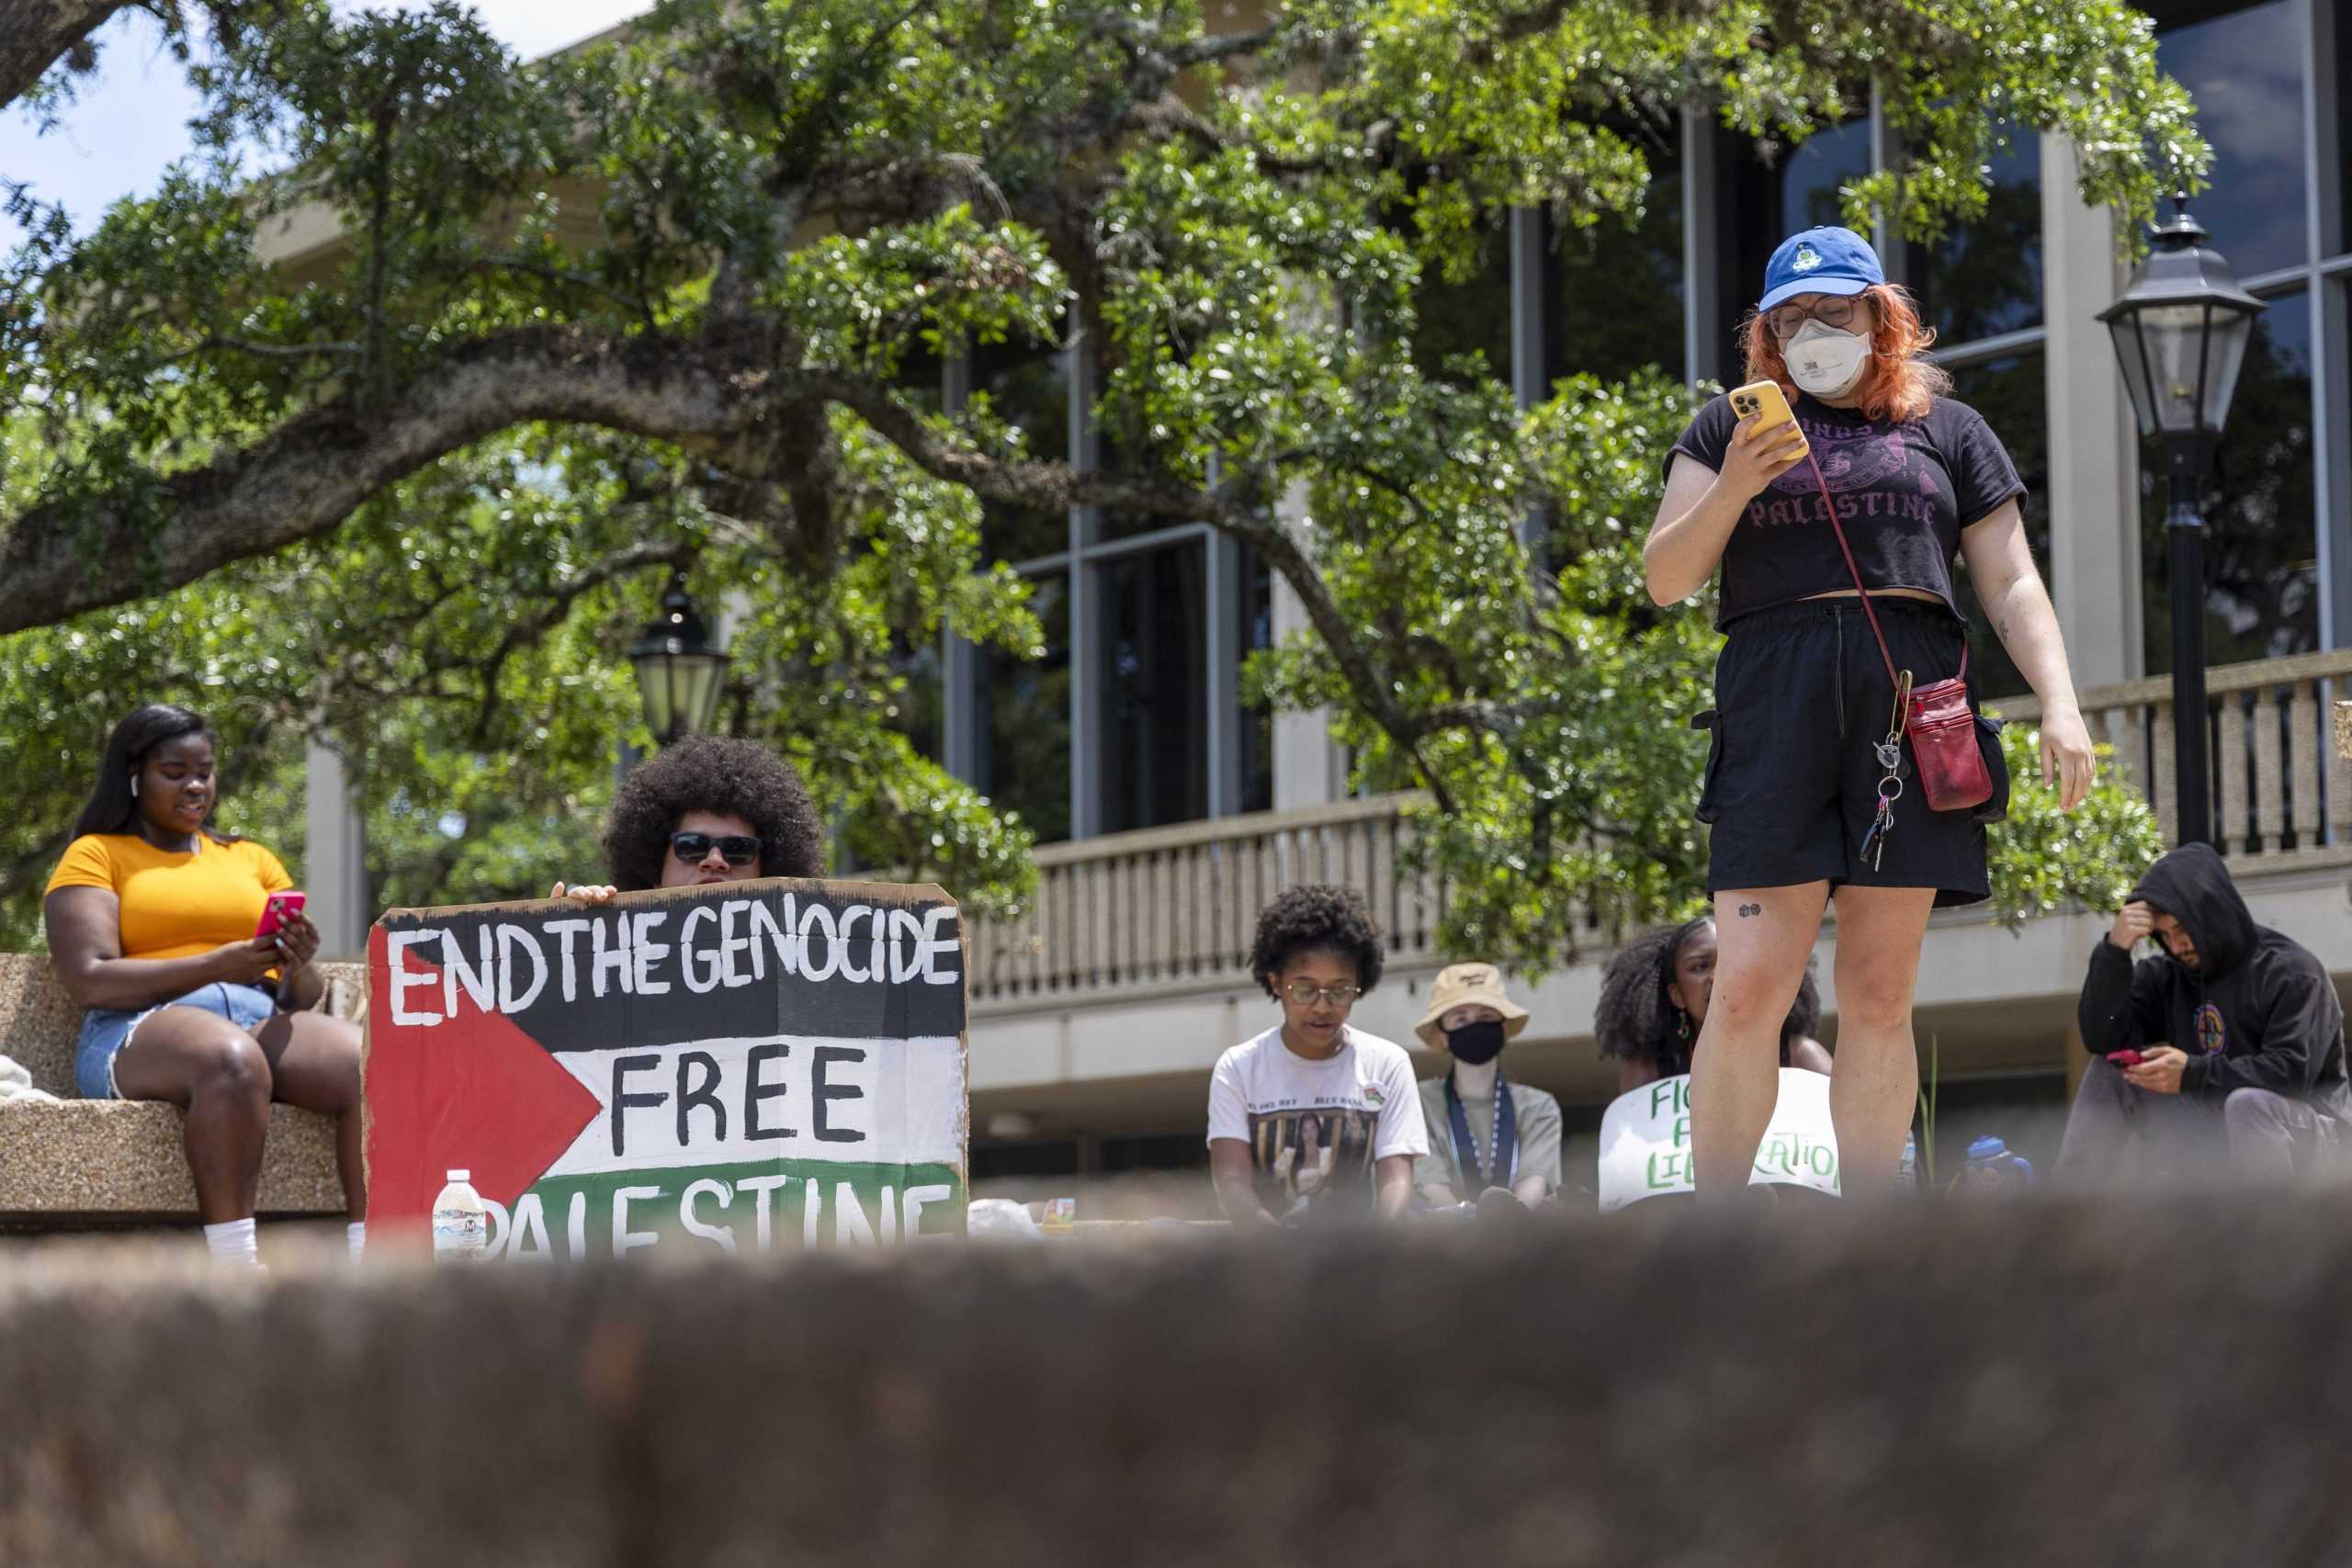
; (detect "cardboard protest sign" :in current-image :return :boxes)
[1595,1069,1840,1209]
[363,879,967,1258]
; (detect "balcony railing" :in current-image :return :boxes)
[968,650,2352,1007]
[1994,648,2352,866]
[969,795,1441,1005]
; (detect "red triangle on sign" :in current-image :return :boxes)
[364,925,602,1227]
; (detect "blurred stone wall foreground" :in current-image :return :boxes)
[4,1198,2351,1567]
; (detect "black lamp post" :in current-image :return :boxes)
[627,570,729,746]
[2098,198,2265,848]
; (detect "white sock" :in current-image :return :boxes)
[203,1217,259,1267]
[346,1222,366,1261]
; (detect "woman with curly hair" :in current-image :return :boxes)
[551,734,825,901]
[1596,918,1833,1095]
[1645,225,2095,1196]
[1206,885,1425,1224]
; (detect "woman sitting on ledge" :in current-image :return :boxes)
[1597,916,1835,1094]
[43,705,364,1267]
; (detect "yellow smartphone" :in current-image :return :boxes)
[1729,379,1808,458]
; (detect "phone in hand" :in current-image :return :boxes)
[2106,1049,2145,1068]
[1729,379,1809,459]
[256,890,307,942]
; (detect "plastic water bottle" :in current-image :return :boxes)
[432,1169,488,1262]
[1896,1134,1919,1191]
[1954,1136,2035,1195]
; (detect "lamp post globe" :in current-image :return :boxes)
[627,571,729,748]
[2098,198,2265,848]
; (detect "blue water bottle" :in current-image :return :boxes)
[1954,1135,2034,1194]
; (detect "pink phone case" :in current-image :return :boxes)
[257,892,307,940]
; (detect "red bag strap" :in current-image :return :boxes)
[1802,447,1967,693]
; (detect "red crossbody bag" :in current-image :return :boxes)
[1803,452,1993,815]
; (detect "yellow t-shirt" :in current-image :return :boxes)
[45,834,294,962]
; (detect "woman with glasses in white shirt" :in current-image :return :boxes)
[1205,885,1428,1224]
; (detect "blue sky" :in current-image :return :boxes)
[0,0,647,249]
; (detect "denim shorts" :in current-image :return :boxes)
[75,981,277,1100]
[1695,597,1991,908]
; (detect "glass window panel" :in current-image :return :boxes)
[2143,288,2318,671]
[1906,128,2043,343]
[2199,305,2259,430]
[1240,547,1274,815]
[1100,545,1209,832]
[1091,344,1171,542]
[1947,352,2050,698]
[978,570,1071,842]
[1411,211,1513,389]
[1782,118,1874,232]
[885,632,942,761]
[1545,125,1686,386]
[2145,302,2220,434]
[2338,0,2352,257]
[1722,114,1872,374]
[2110,316,2159,437]
[2156,1,2309,278]
[972,335,1071,566]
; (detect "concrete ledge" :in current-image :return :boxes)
[0,955,368,1096]
[0,954,87,1096]
[5,1197,2352,1565]
[0,1100,345,1220]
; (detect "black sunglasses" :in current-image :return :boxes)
[670,830,763,867]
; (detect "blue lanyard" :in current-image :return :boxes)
[1444,1071,1518,1192]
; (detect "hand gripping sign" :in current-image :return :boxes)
[363,879,968,1258]
[1596,1069,1841,1209]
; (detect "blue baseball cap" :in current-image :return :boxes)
[1758,226,1883,312]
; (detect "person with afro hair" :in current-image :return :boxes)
[550,735,826,901]
[1205,885,1426,1224]
[1595,917,1833,1094]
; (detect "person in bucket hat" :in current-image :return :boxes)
[1412,962,1560,1207]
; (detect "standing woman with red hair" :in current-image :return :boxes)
[1644,226,2097,1200]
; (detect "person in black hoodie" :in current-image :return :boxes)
[2058,843,2350,1184]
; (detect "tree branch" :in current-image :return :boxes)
[804,369,1459,773]
[0,0,132,109]
[0,320,796,636]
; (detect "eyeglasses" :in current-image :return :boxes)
[1281,981,1362,1008]
[670,830,763,866]
[1765,296,1864,341]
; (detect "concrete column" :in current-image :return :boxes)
[1067,335,1102,840]
[1205,525,1246,818]
[1510,206,1553,554]
[2039,135,2143,687]
[1680,105,1723,388]
[302,738,369,958]
[1268,479,1349,811]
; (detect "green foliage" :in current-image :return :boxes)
[0,415,1037,944]
[1981,721,2166,931]
[1,0,2204,964]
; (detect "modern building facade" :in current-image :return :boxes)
[937,0,2352,1194]
[284,0,2352,1198]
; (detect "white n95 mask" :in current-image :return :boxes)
[1785,318,1870,398]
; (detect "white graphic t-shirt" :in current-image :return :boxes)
[1206,1026,1427,1219]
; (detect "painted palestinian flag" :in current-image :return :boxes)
[363,880,967,1259]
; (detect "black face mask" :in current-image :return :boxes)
[1446,1020,1507,1066]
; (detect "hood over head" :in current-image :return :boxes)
[2130,842,2258,980]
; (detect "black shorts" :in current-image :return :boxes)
[1695,598,1991,908]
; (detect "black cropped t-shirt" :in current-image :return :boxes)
[1666,391,2027,629]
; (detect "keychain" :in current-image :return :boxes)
[1859,671,1912,872]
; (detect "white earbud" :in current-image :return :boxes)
[130,776,140,798]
